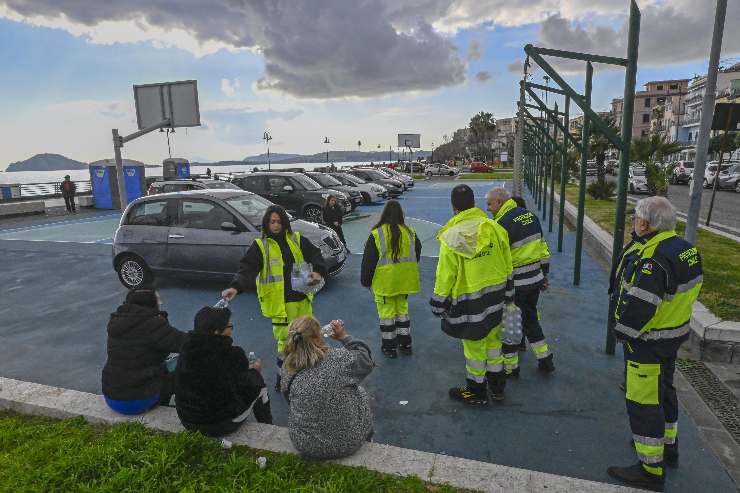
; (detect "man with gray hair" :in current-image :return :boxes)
[607,196,703,491]
[486,187,554,375]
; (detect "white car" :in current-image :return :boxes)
[425,163,459,176]
[629,166,649,194]
[329,172,387,204]
[703,161,732,189]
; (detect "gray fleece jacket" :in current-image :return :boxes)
[281,336,374,459]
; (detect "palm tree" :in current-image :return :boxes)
[631,135,687,196]
[589,114,620,185]
[468,112,496,161]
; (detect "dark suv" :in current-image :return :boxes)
[229,172,351,223]
[306,172,363,210]
[347,168,404,197]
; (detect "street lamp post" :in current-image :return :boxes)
[263,131,273,171]
[431,142,434,163]
[324,137,330,164]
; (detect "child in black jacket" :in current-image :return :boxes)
[175,306,272,437]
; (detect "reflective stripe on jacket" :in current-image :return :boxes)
[430,207,514,340]
[494,199,550,290]
[255,232,305,319]
[370,224,421,297]
[614,230,703,341]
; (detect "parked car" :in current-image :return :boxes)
[397,162,425,173]
[703,162,732,188]
[669,161,694,185]
[377,167,414,189]
[229,172,350,223]
[347,168,404,197]
[628,166,649,194]
[305,172,363,210]
[716,163,740,192]
[425,163,459,176]
[112,190,347,289]
[470,162,493,173]
[605,160,619,175]
[148,178,241,195]
[329,172,387,204]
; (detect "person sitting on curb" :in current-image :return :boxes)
[281,316,374,459]
[175,306,272,437]
[102,286,186,415]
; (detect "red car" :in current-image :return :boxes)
[470,162,493,173]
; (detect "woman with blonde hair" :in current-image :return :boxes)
[281,316,374,459]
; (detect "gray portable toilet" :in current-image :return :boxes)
[163,158,190,179]
[89,159,148,209]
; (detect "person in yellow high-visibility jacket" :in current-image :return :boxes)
[222,205,326,391]
[361,200,421,358]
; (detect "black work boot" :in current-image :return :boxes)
[486,371,506,401]
[537,354,555,373]
[664,443,679,468]
[449,379,488,406]
[607,463,664,492]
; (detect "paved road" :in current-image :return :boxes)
[0,178,735,491]
[592,174,740,235]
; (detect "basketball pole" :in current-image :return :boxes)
[112,119,172,210]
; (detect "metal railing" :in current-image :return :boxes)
[0,181,93,202]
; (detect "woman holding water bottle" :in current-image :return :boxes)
[281,316,375,459]
[361,200,422,358]
[221,205,327,391]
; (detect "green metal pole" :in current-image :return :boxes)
[606,0,641,355]
[548,102,558,232]
[558,96,570,252]
[574,62,593,286]
[542,126,549,221]
[538,130,545,208]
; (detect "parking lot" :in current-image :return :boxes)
[0,176,735,490]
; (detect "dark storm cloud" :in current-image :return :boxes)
[1,0,466,98]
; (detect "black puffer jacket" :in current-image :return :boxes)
[102,304,186,400]
[175,333,265,425]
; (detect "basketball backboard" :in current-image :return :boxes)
[398,133,421,148]
[134,80,200,130]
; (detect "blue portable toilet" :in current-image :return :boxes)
[163,158,190,179]
[89,159,148,209]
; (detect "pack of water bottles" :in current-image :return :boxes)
[501,303,523,345]
[290,261,325,295]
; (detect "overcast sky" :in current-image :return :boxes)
[1,0,738,167]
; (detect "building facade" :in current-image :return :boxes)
[611,79,690,141]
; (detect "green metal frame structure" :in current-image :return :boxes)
[517,0,640,354]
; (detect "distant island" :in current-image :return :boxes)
[6,153,88,172]
[5,150,432,172]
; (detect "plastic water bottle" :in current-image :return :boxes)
[248,351,257,366]
[502,304,523,345]
[321,324,334,338]
[214,298,229,309]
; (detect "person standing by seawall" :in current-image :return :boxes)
[361,200,421,358]
[323,194,348,250]
[607,197,703,491]
[486,187,554,375]
[281,316,374,459]
[101,286,186,415]
[221,205,327,391]
[61,175,76,214]
[430,185,514,405]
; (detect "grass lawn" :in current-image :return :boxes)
[458,172,513,180]
[0,411,467,493]
[560,183,740,320]
[412,174,428,180]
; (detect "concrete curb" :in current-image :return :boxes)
[0,377,640,493]
[551,190,740,363]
